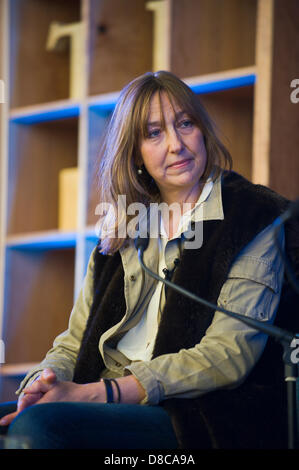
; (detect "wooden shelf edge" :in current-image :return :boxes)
[0,362,39,377]
[7,66,257,123]
[6,230,78,250]
[85,226,99,240]
[9,99,81,124]
[88,66,257,108]
[184,65,256,94]
[5,227,100,250]
[184,65,256,85]
[87,91,120,111]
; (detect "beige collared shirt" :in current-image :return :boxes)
[117,179,214,361]
[17,176,285,405]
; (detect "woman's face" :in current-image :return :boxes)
[139,91,207,203]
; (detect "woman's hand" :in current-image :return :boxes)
[31,379,107,404]
[33,374,146,405]
[0,368,57,426]
[0,370,146,427]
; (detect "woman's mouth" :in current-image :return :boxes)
[168,158,193,169]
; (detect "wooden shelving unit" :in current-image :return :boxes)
[0,0,298,401]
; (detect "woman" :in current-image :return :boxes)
[0,71,297,449]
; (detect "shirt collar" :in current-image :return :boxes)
[160,173,224,239]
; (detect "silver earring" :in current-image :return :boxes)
[137,167,143,175]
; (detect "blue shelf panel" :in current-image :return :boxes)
[9,104,80,124]
[88,92,119,114]
[85,228,99,243]
[6,232,77,251]
[88,72,256,112]
[5,228,100,252]
[8,71,256,124]
[188,73,256,95]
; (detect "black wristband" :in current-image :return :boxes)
[103,378,114,403]
[110,378,121,403]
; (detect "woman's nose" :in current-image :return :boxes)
[167,128,184,153]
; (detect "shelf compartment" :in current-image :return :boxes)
[200,85,254,180]
[7,117,78,235]
[9,0,81,108]
[2,247,75,364]
[86,107,112,227]
[170,0,257,78]
[88,0,153,96]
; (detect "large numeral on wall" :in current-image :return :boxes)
[146,0,170,71]
[46,21,86,100]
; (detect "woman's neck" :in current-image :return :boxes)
[160,182,204,239]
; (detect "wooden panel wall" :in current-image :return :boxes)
[171,0,257,77]
[3,248,74,363]
[7,118,78,234]
[269,0,299,200]
[9,0,81,107]
[88,0,153,95]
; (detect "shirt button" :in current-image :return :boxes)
[115,362,122,367]
[130,275,136,282]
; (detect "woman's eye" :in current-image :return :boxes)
[179,119,193,129]
[147,128,161,138]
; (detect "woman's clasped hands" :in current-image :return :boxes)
[0,368,108,427]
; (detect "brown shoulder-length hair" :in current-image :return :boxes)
[96,70,232,254]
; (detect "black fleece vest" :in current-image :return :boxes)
[73,172,299,449]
